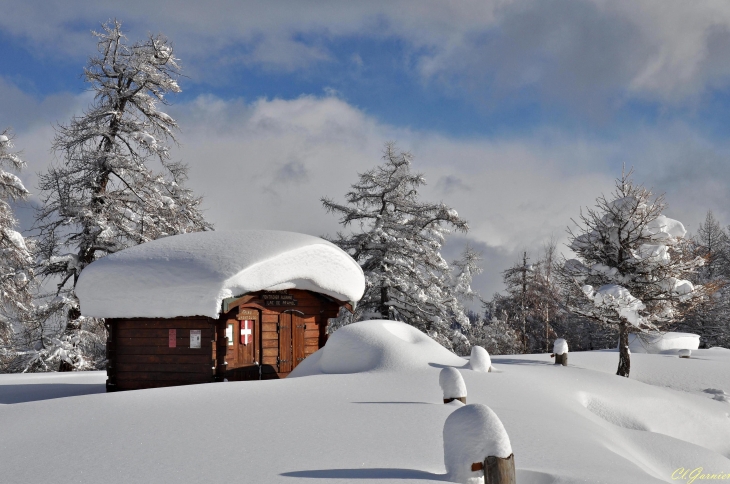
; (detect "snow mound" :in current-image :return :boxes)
[290,320,466,375]
[553,338,569,355]
[469,346,491,372]
[439,367,467,399]
[443,404,513,484]
[76,230,365,318]
[628,332,700,354]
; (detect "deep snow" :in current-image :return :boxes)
[0,321,728,484]
[75,230,365,318]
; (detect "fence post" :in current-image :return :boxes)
[443,404,515,484]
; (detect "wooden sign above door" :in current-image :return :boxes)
[260,292,298,307]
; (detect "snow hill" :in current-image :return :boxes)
[1,321,729,484]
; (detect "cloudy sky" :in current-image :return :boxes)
[2,1,730,301]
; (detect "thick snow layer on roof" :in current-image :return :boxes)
[76,230,365,318]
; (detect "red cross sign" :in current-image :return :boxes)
[240,320,253,345]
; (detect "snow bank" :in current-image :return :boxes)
[76,230,365,318]
[443,404,512,484]
[628,332,700,354]
[439,367,467,399]
[469,346,491,373]
[290,320,466,375]
[553,338,569,355]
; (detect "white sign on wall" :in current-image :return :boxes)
[190,330,201,349]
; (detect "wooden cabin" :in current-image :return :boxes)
[76,230,365,392]
[105,289,350,391]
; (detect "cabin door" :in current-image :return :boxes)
[278,311,305,374]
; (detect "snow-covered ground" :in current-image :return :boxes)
[1,321,728,484]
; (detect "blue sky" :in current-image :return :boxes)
[3,1,730,297]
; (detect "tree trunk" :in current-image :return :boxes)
[616,321,630,377]
[380,286,390,320]
[58,306,82,372]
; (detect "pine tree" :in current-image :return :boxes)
[34,20,212,371]
[558,171,704,377]
[322,142,469,347]
[694,210,728,281]
[0,129,34,367]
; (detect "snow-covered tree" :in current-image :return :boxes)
[34,20,212,371]
[674,210,730,348]
[322,142,469,347]
[694,210,728,282]
[559,171,704,377]
[0,129,34,365]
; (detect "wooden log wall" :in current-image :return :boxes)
[107,317,215,391]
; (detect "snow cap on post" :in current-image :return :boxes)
[440,367,467,403]
[469,346,491,373]
[553,338,568,355]
[443,404,513,484]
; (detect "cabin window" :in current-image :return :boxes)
[226,322,234,346]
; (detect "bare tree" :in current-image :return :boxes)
[558,170,704,377]
[34,20,212,371]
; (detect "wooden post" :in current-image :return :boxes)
[555,353,568,366]
[215,317,228,382]
[484,454,516,484]
[444,397,467,404]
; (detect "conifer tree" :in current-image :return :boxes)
[558,171,704,377]
[35,20,212,371]
[322,142,469,347]
[0,129,34,364]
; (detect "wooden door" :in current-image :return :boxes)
[278,313,293,373]
[293,313,306,368]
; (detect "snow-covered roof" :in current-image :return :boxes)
[76,230,365,319]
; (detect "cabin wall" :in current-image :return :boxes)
[105,289,346,391]
[223,289,341,380]
[107,317,215,391]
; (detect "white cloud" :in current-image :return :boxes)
[3,1,730,105]
[4,78,729,299]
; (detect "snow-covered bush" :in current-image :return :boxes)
[439,367,467,402]
[559,171,704,377]
[443,404,512,484]
[469,346,491,372]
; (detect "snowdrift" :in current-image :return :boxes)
[628,332,700,354]
[290,320,466,375]
[76,230,365,318]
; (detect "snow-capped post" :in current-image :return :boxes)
[470,345,492,372]
[440,367,467,404]
[552,338,568,366]
[443,404,515,484]
[679,349,691,359]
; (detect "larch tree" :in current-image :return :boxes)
[558,171,704,377]
[35,20,212,371]
[0,129,34,367]
[322,142,470,348]
[677,210,730,347]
